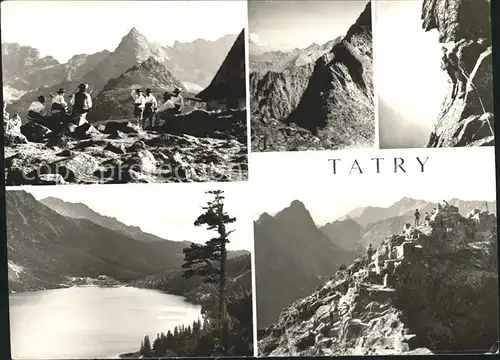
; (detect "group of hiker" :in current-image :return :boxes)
[25,84,184,133]
[27,83,93,132]
[130,87,184,129]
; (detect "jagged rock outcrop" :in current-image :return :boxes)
[258,204,498,356]
[422,0,494,147]
[89,57,187,121]
[5,29,237,116]
[250,64,315,121]
[251,1,374,151]
[255,200,357,329]
[196,29,246,107]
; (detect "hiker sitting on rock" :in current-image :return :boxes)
[27,95,52,124]
[170,87,184,114]
[51,88,69,117]
[70,83,92,125]
[154,92,176,127]
[414,209,421,227]
[131,88,146,129]
[143,88,157,129]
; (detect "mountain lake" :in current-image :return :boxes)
[9,286,201,359]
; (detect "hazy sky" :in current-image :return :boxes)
[248,0,369,51]
[375,0,449,137]
[23,182,253,251]
[251,147,497,225]
[1,0,246,63]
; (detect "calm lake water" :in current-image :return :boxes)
[9,286,202,359]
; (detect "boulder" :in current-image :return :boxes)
[20,121,52,143]
[37,153,100,182]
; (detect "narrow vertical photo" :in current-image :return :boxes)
[249,0,375,152]
[2,1,248,185]
[376,0,494,149]
[6,184,253,359]
[253,148,498,356]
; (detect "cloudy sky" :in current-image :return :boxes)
[22,182,253,251]
[251,147,497,225]
[248,0,369,51]
[1,0,246,63]
[375,0,449,147]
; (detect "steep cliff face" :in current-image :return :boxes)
[250,64,315,121]
[422,0,494,147]
[258,204,498,356]
[286,1,374,148]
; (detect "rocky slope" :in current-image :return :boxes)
[251,1,374,151]
[422,0,494,147]
[89,57,188,121]
[250,64,315,122]
[255,201,357,329]
[2,43,110,97]
[6,190,190,293]
[3,106,248,184]
[258,204,498,355]
[39,197,191,244]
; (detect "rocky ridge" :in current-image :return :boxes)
[422,0,494,147]
[89,57,188,121]
[258,204,498,355]
[251,1,374,151]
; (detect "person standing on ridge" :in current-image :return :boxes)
[70,83,93,125]
[27,95,51,124]
[51,88,68,117]
[365,244,374,270]
[131,88,145,129]
[414,209,421,227]
[143,88,157,129]
[170,87,184,114]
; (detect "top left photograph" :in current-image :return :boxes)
[2,0,248,185]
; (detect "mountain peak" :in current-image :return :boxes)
[290,199,306,209]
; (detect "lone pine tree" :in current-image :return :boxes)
[182,189,236,354]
